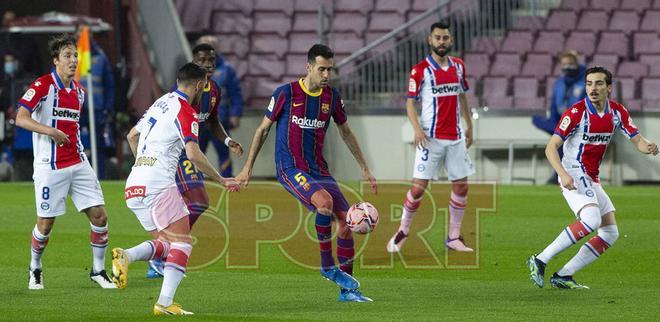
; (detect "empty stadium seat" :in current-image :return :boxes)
[590,54,620,72]
[331,32,365,55]
[254,0,294,16]
[640,10,660,30]
[412,0,440,11]
[501,30,534,53]
[576,10,609,32]
[617,61,649,79]
[533,31,565,56]
[513,76,544,110]
[565,31,597,57]
[633,31,660,57]
[489,53,522,77]
[333,12,368,36]
[293,0,326,13]
[513,15,545,32]
[368,11,405,32]
[252,33,289,58]
[590,0,621,12]
[610,77,637,100]
[470,36,502,56]
[293,12,328,33]
[177,0,213,32]
[463,52,490,79]
[248,54,285,80]
[621,0,652,13]
[641,77,660,110]
[545,9,578,33]
[559,0,588,10]
[639,54,660,76]
[212,0,255,16]
[608,10,640,34]
[545,76,557,100]
[254,12,291,37]
[335,0,374,14]
[482,76,512,108]
[211,12,253,36]
[375,0,410,15]
[597,31,630,58]
[216,34,250,57]
[520,52,553,79]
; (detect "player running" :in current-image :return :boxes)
[15,34,115,290]
[112,63,239,315]
[527,66,658,289]
[387,21,475,254]
[145,43,243,279]
[236,44,378,302]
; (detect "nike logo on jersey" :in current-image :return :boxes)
[582,133,612,145]
[431,83,462,96]
[293,102,304,107]
[51,108,80,121]
[291,115,326,129]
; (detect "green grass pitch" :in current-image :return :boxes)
[0,182,658,321]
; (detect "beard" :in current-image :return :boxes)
[431,44,451,57]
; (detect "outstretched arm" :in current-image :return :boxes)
[630,134,659,156]
[337,122,377,194]
[185,141,239,191]
[235,116,274,187]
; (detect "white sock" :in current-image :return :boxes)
[125,241,156,263]
[558,225,618,276]
[90,224,108,273]
[30,225,49,270]
[399,190,422,235]
[157,242,192,307]
[537,207,601,263]
[448,191,467,239]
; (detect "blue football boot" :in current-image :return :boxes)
[146,259,164,279]
[320,267,360,290]
[339,288,373,302]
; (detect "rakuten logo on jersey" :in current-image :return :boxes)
[291,115,326,129]
[431,83,462,97]
[582,133,611,144]
[51,108,80,121]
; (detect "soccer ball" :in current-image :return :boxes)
[346,202,379,234]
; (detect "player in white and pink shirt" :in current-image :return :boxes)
[528,66,658,289]
[15,34,115,290]
[387,21,475,253]
[111,63,239,315]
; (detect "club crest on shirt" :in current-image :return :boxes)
[191,121,199,136]
[559,116,571,131]
[321,103,330,113]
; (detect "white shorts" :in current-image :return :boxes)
[125,184,189,232]
[413,138,475,181]
[33,161,105,217]
[560,168,615,218]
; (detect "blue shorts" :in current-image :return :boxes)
[277,166,349,213]
[175,155,205,193]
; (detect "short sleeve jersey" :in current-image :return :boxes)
[265,79,347,176]
[17,71,87,169]
[407,55,469,141]
[554,98,638,182]
[127,90,199,188]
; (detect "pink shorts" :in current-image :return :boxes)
[125,184,189,232]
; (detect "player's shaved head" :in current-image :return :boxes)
[48,33,76,59]
[192,43,215,56]
[307,44,334,64]
[177,62,206,85]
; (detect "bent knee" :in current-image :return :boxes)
[312,190,333,214]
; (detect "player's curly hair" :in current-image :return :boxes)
[48,33,77,59]
[586,66,613,85]
[307,44,334,64]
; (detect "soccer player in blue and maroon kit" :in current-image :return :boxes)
[146,43,243,278]
[236,44,377,302]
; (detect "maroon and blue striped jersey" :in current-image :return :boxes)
[265,79,347,176]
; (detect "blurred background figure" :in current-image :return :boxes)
[196,35,243,177]
[76,25,116,180]
[533,50,586,136]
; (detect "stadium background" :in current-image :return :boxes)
[1,1,660,320]
[0,0,658,184]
